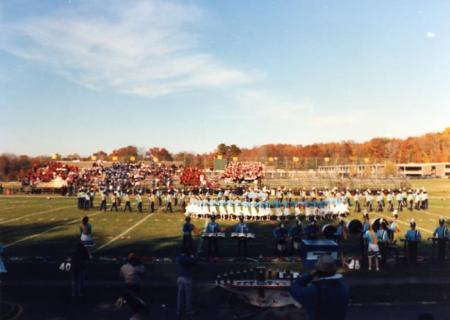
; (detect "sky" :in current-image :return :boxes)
[0,0,449,156]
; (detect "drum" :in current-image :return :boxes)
[247,233,255,239]
[217,232,226,238]
[322,224,337,240]
[347,219,363,235]
[371,218,382,231]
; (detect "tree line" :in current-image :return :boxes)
[1,128,449,181]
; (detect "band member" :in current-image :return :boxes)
[334,219,347,245]
[422,190,428,209]
[136,193,143,213]
[376,220,390,267]
[396,191,403,211]
[99,191,107,211]
[182,217,196,253]
[387,190,394,212]
[363,226,380,271]
[389,210,401,241]
[205,215,220,256]
[149,193,155,213]
[123,193,132,212]
[304,217,319,240]
[273,223,288,256]
[405,219,421,264]
[84,191,90,210]
[376,191,383,212]
[234,216,250,257]
[289,219,303,255]
[365,190,373,212]
[110,192,119,212]
[433,217,449,262]
[354,190,361,213]
[165,192,173,213]
[407,191,414,211]
[360,212,370,257]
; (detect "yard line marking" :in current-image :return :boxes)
[0,206,73,224]
[4,212,103,248]
[95,213,154,252]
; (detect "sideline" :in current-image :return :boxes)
[0,206,73,224]
[4,212,103,248]
[95,213,154,252]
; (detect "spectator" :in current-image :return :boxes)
[70,242,91,298]
[289,254,350,320]
[120,253,145,295]
[176,247,196,318]
[120,253,146,320]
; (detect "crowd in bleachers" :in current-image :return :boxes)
[220,162,264,183]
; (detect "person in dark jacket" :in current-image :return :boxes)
[176,247,196,318]
[71,242,91,298]
[289,254,350,320]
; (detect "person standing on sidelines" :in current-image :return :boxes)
[182,217,196,253]
[363,225,380,271]
[433,217,449,262]
[289,254,350,320]
[405,219,421,264]
[176,247,196,319]
[70,242,91,299]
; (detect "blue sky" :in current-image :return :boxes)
[0,0,449,156]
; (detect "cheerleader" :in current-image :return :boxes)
[275,203,284,221]
[294,202,302,219]
[242,199,251,220]
[201,197,210,219]
[283,202,292,219]
[234,198,242,220]
[250,200,258,221]
[226,198,235,220]
[209,198,218,217]
[218,197,227,220]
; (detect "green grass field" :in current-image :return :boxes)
[0,178,449,260]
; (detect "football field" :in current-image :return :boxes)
[0,179,449,259]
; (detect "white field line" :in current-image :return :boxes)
[371,211,433,235]
[94,213,154,252]
[0,206,73,224]
[4,212,103,248]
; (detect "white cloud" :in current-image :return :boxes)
[0,1,255,97]
[426,31,436,38]
[233,89,314,120]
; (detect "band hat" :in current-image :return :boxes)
[439,216,445,223]
[315,254,337,274]
[392,210,398,216]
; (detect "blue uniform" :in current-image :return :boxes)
[234,223,249,234]
[434,226,449,239]
[206,222,220,233]
[405,229,421,242]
